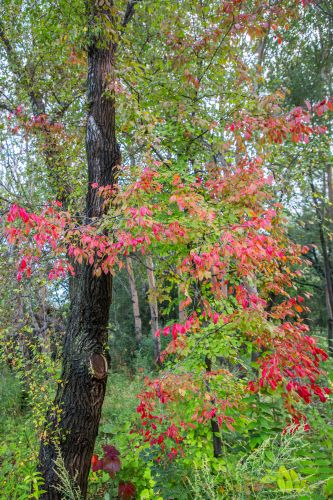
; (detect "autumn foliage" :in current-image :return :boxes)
[4,94,332,461]
[1,2,332,495]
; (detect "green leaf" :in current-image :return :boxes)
[277,478,286,491]
[324,477,333,496]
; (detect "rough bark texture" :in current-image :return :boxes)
[126,256,143,345]
[38,1,120,498]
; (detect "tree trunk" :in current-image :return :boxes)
[126,256,143,345]
[38,1,120,498]
[205,356,222,458]
[318,217,333,357]
[178,284,186,323]
[146,255,161,363]
[325,288,333,355]
[310,175,333,357]
[326,165,333,355]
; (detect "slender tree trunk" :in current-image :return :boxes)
[316,232,333,356]
[178,284,186,323]
[325,288,333,355]
[126,256,143,345]
[317,215,333,357]
[146,255,161,363]
[310,174,333,357]
[326,165,333,355]
[38,2,120,498]
[0,19,72,206]
[205,356,222,458]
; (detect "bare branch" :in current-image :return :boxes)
[122,0,141,28]
[0,22,13,55]
[0,101,14,113]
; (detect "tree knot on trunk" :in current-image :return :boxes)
[89,352,108,379]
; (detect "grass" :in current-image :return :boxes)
[1,362,333,500]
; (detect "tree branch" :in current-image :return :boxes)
[122,0,141,28]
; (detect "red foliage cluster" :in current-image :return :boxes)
[92,446,136,499]
[228,104,329,145]
[164,0,306,59]
[135,370,239,462]
[5,202,71,281]
[91,445,121,477]
[5,107,64,136]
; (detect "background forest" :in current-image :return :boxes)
[0,0,333,499]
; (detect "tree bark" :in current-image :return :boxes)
[146,255,161,363]
[178,284,186,324]
[321,223,333,357]
[310,175,333,357]
[326,165,333,355]
[126,256,143,345]
[38,1,120,498]
[205,356,222,458]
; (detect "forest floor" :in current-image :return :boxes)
[1,356,333,499]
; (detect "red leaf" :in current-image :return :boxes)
[103,445,120,459]
[102,455,121,477]
[118,481,136,500]
[91,454,103,472]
